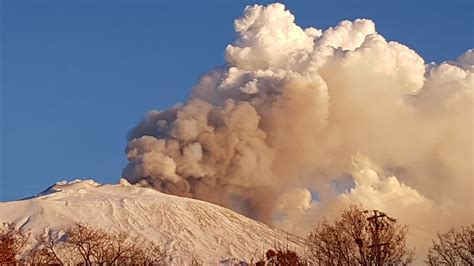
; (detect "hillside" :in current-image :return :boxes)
[0,179,305,264]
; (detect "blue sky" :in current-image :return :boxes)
[1,0,472,201]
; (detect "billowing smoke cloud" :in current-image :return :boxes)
[123,2,473,255]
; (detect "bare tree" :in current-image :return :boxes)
[0,222,30,263]
[117,237,165,265]
[25,245,62,265]
[255,248,307,265]
[90,231,134,264]
[306,205,414,265]
[426,224,473,266]
[25,230,71,265]
[24,222,165,265]
[64,222,107,265]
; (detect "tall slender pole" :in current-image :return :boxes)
[367,209,388,266]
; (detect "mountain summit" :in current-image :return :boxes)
[0,179,304,264]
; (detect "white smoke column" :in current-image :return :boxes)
[123,2,473,254]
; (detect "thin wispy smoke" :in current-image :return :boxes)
[123,2,473,255]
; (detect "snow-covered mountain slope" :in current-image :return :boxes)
[0,179,305,264]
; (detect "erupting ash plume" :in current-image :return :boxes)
[123,3,473,253]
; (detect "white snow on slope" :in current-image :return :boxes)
[0,179,305,265]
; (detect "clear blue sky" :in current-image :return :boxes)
[1,0,472,201]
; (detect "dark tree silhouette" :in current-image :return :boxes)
[24,222,165,265]
[0,222,30,264]
[306,205,414,265]
[256,248,306,265]
[426,224,473,266]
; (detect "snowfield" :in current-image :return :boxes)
[0,179,305,264]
